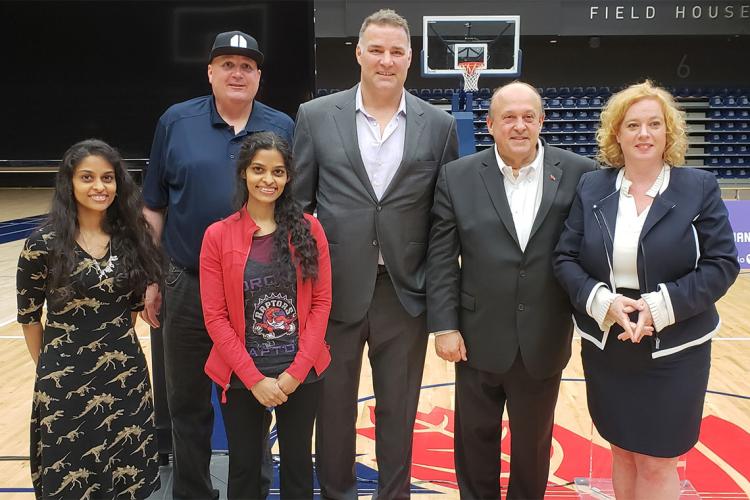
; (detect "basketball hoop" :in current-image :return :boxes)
[458,61,484,93]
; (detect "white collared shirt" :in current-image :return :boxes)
[494,141,545,252]
[588,164,675,334]
[611,165,669,288]
[355,86,407,200]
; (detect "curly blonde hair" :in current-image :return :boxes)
[596,80,688,168]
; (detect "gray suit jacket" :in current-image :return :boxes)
[427,143,597,378]
[293,85,459,323]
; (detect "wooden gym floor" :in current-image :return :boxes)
[1,188,748,499]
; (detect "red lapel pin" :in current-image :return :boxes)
[549,174,557,181]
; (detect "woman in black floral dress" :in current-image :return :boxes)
[16,139,164,499]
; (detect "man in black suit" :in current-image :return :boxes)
[427,81,596,499]
[293,9,458,499]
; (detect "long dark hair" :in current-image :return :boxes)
[45,139,163,294]
[234,132,318,282]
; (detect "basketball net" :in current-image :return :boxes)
[458,61,484,93]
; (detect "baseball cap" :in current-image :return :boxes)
[209,31,264,66]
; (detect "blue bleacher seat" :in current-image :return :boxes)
[549,135,562,144]
[708,157,720,167]
[558,87,571,98]
[577,110,590,120]
[590,97,603,107]
[725,97,739,107]
[563,111,575,120]
[563,98,576,108]
[549,123,562,132]
[577,98,590,108]
[548,99,562,108]
[577,122,589,131]
[591,110,601,120]
[431,89,444,100]
[585,86,598,97]
[408,88,419,96]
[563,123,575,132]
[739,96,750,107]
[548,110,562,120]
[571,87,585,98]
[575,145,588,155]
[710,96,723,107]
[597,86,611,97]
[544,87,558,99]
[419,89,431,100]
[576,134,588,144]
[478,88,492,99]
[710,109,723,119]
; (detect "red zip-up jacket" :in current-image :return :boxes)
[200,208,332,402]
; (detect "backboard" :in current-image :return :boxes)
[421,15,521,78]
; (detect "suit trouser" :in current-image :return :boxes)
[454,353,562,500]
[316,269,428,500]
[221,381,321,500]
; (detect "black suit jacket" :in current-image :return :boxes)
[427,143,596,379]
[294,86,459,323]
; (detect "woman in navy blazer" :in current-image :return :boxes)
[554,81,739,499]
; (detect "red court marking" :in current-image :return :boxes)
[356,406,750,497]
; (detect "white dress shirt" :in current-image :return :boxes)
[494,141,545,252]
[355,87,407,265]
[355,86,407,200]
[588,165,675,334]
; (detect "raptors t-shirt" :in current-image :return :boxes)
[230,232,318,389]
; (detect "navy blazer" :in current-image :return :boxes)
[554,166,739,358]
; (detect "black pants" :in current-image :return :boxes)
[162,265,216,499]
[315,270,428,500]
[221,381,321,500]
[455,354,562,500]
[162,263,273,498]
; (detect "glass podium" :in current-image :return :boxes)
[574,422,700,499]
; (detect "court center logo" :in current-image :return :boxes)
[355,385,750,496]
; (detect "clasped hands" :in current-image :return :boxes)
[250,372,301,407]
[608,295,654,343]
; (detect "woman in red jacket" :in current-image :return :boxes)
[199,131,332,499]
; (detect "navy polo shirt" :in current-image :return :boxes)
[143,95,294,271]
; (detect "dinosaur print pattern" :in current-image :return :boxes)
[16,229,159,498]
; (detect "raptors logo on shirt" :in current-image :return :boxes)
[252,292,297,340]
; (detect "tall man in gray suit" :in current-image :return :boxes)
[293,9,458,499]
[427,82,596,499]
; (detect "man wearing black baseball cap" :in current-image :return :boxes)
[141,30,293,499]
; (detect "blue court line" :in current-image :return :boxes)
[0,215,45,244]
